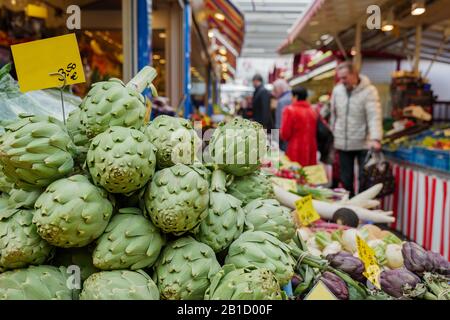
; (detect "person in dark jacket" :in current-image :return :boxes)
[251,74,272,130]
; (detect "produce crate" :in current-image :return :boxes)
[412,147,429,167]
[397,147,414,162]
[427,149,450,172]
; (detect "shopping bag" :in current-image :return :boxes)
[360,151,395,198]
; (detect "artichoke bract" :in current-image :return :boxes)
[0,163,14,194]
[145,163,210,235]
[193,169,245,253]
[0,209,53,270]
[80,270,159,300]
[153,236,221,300]
[66,107,89,149]
[93,208,165,270]
[244,198,295,243]
[87,126,156,194]
[320,271,349,300]
[33,175,113,248]
[225,231,295,286]
[427,251,450,276]
[79,66,158,139]
[145,115,201,168]
[209,118,267,177]
[0,265,72,300]
[227,171,274,205]
[0,115,76,190]
[402,242,433,275]
[7,187,41,209]
[326,252,365,282]
[380,268,422,298]
[205,265,283,300]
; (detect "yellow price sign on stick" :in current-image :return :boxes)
[303,164,328,185]
[304,281,338,300]
[295,195,321,226]
[356,235,381,289]
[271,177,297,192]
[11,33,85,92]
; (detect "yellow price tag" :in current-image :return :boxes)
[271,177,297,192]
[11,34,86,92]
[295,195,320,226]
[304,281,338,300]
[444,129,450,137]
[303,165,328,185]
[356,235,381,289]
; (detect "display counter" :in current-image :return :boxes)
[382,159,450,260]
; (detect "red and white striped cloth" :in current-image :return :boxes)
[381,164,450,260]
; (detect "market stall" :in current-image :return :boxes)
[278,0,450,255]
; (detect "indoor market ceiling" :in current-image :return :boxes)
[232,0,313,58]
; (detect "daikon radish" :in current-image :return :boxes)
[347,184,383,203]
[273,185,395,224]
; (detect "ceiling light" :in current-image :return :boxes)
[218,47,227,55]
[153,54,160,60]
[411,0,426,16]
[320,34,331,41]
[214,13,225,21]
[208,30,214,38]
[382,8,395,32]
[160,59,166,65]
[159,32,166,39]
[310,21,319,26]
[350,47,357,56]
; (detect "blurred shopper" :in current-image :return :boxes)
[251,74,272,130]
[331,61,383,196]
[280,87,317,166]
[273,78,292,151]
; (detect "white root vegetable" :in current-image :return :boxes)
[348,184,383,203]
[323,241,342,257]
[342,199,380,209]
[308,247,323,257]
[342,229,360,253]
[298,227,312,241]
[385,244,404,269]
[273,185,395,224]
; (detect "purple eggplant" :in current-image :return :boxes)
[402,242,433,275]
[321,271,349,300]
[380,268,422,298]
[326,252,365,282]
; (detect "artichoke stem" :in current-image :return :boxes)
[126,66,158,94]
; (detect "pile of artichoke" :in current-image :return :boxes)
[0,67,300,300]
[1,66,447,301]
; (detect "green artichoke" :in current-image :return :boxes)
[0,265,72,300]
[79,67,157,139]
[51,246,99,282]
[225,231,295,286]
[153,236,221,300]
[244,199,296,242]
[0,209,53,270]
[227,171,274,205]
[209,118,267,176]
[145,115,201,168]
[33,175,113,247]
[80,270,159,300]
[144,163,210,235]
[0,115,76,190]
[205,265,283,300]
[93,208,165,270]
[193,170,245,252]
[87,126,156,194]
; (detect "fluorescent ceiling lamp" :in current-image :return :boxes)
[411,0,426,16]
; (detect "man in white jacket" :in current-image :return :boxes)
[331,62,383,196]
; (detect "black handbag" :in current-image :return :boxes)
[360,151,395,198]
[316,116,334,164]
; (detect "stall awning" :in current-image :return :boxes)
[279,0,450,64]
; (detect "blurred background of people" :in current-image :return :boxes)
[272,78,292,151]
[280,87,318,166]
[251,74,272,130]
[331,61,383,196]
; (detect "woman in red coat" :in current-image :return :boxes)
[280,87,318,166]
